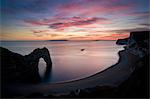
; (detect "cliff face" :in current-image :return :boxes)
[116,31,149,98]
[1,47,52,84]
[117,31,149,58]
[116,38,128,45]
[100,31,149,98]
[117,54,149,98]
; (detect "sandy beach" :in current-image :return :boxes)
[6,49,140,96]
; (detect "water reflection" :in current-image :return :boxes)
[38,58,52,83]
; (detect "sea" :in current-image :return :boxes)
[1,41,124,83]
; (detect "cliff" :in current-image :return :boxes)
[116,31,149,97]
[116,38,128,45]
[1,47,52,84]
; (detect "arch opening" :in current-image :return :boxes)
[38,58,47,78]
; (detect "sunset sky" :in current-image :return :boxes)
[1,0,150,41]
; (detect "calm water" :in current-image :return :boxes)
[1,41,123,83]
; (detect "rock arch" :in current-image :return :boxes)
[25,47,52,70]
[1,47,52,83]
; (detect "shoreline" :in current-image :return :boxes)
[6,49,140,96]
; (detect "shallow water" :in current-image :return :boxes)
[1,41,123,83]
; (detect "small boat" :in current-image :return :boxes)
[81,49,85,51]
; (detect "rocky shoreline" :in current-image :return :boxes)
[1,31,149,98]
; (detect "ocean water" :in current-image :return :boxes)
[1,41,123,83]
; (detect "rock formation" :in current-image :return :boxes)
[117,31,149,58]
[1,47,52,83]
[116,38,128,45]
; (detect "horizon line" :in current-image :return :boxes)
[0,39,117,42]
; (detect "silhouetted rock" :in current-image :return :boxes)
[117,31,149,58]
[1,47,52,83]
[25,93,44,98]
[116,38,128,45]
[130,31,149,42]
[117,54,149,98]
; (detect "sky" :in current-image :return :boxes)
[0,0,150,41]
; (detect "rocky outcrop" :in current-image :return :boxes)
[117,31,149,58]
[116,31,149,98]
[1,47,52,83]
[116,38,128,45]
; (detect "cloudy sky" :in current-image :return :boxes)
[1,0,150,40]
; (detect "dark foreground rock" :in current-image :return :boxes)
[1,47,52,84]
[116,38,128,45]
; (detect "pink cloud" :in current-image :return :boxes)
[30,29,50,37]
[68,32,129,40]
[31,30,49,33]
[24,17,109,30]
[100,33,130,40]
[56,0,133,17]
[24,20,48,26]
[49,17,109,29]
